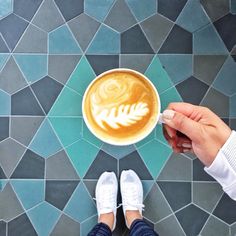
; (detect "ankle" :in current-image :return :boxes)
[99,212,114,231]
[125,210,142,229]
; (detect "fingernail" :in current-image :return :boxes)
[182,143,192,148]
[166,129,173,138]
[163,110,175,120]
[183,149,190,153]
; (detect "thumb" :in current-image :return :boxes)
[162,109,201,141]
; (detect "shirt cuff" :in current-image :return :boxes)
[204,130,236,200]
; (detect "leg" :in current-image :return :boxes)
[87,222,112,236]
[129,219,159,236]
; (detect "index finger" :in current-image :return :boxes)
[167,102,197,117]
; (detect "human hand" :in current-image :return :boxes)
[162,102,232,167]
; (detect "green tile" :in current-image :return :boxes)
[135,129,155,148]
[155,124,169,146]
[138,139,172,179]
[65,139,99,178]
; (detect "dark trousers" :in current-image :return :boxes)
[87,219,159,236]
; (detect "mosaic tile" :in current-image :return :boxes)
[11,180,45,210]
[64,182,97,222]
[104,0,136,33]
[32,0,64,32]
[119,151,153,180]
[159,25,192,54]
[0,57,27,95]
[49,25,82,54]
[158,55,193,84]
[0,54,9,71]
[143,184,172,223]
[0,117,9,142]
[80,214,97,236]
[155,125,169,146]
[176,204,209,236]
[193,182,223,213]
[0,14,28,51]
[121,24,154,54]
[125,0,157,22]
[0,221,6,236]
[45,180,79,210]
[11,150,45,179]
[230,118,236,129]
[0,138,25,178]
[193,55,227,85]
[50,214,80,236]
[8,213,37,236]
[86,55,119,75]
[142,180,155,199]
[232,0,236,13]
[0,90,10,115]
[232,223,236,236]
[193,158,215,181]
[134,128,155,148]
[46,150,79,180]
[213,193,236,224]
[87,25,120,54]
[68,13,100,52]
[13,24,47,53]
[230,94,236,117]
[0,0,12,19]
[193,24,228,55]
[66,139,99,178]
[0,166,7,179]
[48,55,81,85]
[27,201,60,236]
[0,35,9,52]
[83,180,97,198]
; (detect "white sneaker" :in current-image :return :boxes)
[95,171,118,231]
[120,169,144,227]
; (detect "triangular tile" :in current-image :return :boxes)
[0,35,9,52]
[0,53,10,71]
[0,117,9,142]
[0,180,8,191]
[0,56,27,94]
[0,166,7,179]
[11,180,45,210]
[64,182,97,222]
[29,119,62,158]
[83,180,97,199]
[27,202,61,236]
[142,180,155,199]
[31,76,63,114]
[87,25,120,54]
[46,150,80,180]
[80,215,97,236]
[48,86,82,116]
[46,180,79,210]
[159,25,192,54]
[0,89,10,115]
[13,24,47,53]
[32,0,65,32]
[14,54,47,83]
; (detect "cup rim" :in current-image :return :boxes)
[82,68,161,146]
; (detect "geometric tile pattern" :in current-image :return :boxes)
[0,1,236,235]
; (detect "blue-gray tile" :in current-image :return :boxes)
[230,118,236,129]
[230,94,236,117]
[0,35,9,53]
[0,221,6,236]
[0,117,9,142]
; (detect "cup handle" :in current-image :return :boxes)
[158,113,165,124]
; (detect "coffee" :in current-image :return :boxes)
[83,69,160,145]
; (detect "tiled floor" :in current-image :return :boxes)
[0,0,236,235]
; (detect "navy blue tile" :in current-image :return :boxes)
[0,117,9,142]
[157,181,191,212]
[158,25,192,54]
[121,24,154,54]
[11,87,44,116]
[193,159,215,182]
[176,76,209,105]
[213,194,236,224]
[176,204,209,236]
[0,166,7,179]
[46,180,79,210]
[0,221,6,236]
[0,14,28,51]
[54,0,84,21]
[14,0,43,21]
[31,76,63,114]
[0,35,9,53]
[11,150,45,179]
[8,213,37,236]
[158,0,187,21]
[86,55,119,75]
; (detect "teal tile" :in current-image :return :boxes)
[11,180,44,210]
[230,94,236,117]
[84,0,115,22]
[87,25,120,54]
[29,119,62,158]
[0,54,10,71]
[49,25,82,54]
[135,129,155,148]
[80,215,97,236]
[142,180,155,199]
[0,0,12,19]
[158,55,193,84]
[14,55,47,83]
[66,56,96,96]
[0,89,10,115]
[138,140,172,179]
[49,117,82,148]
[64,182,97,222]
[65,139,99,178]
[27,201,60,236]
[155,124,169,146]
[126,0,157,21]
[49,86,82,117]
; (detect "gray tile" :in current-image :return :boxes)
[230,94,236,117]
[32,0,65,32]
[0,35,9,53]
[200,87,229,117]
[230,118,236,129]
[0,138,26,178]
[68,13,100,51]
[231,222,236,236]
[143,184,172,223]
[83,180,97,199]
[0,167,7,179]
[0,220,6,236]
[0,57,28,95]
[0,117,9,142]
[0,183,24,221]
[193,182,223,213]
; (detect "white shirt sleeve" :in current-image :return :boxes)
[204,130,236,200]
